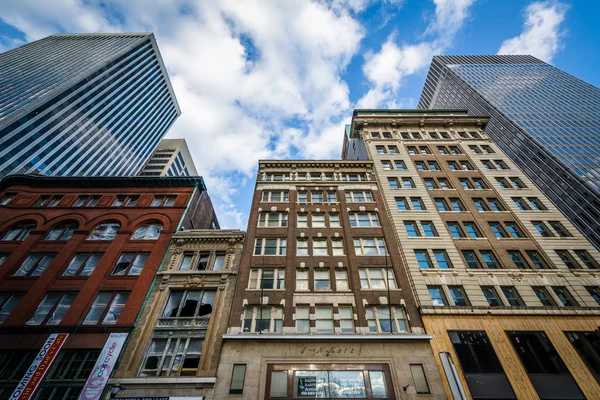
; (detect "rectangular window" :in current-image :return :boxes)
[353,238,386,256]
[405,221,420,237]
[482,287,502,307]
[472,178,486,189]
[435,198,448,211]
[339,306,354,332]
[311,213,325,228]
[254,238,286,255]
[359,268,396,289]
[296,306,310,332]
[421,221,438,237]
[14,253,56,277]
[258,212,288,227]
[575,250,599,269]
[63,253,103,276]
[502,287,523,306]
[448,286,469,306]
[381,160,393,170]
[26,292,76,325]
[315,306,334,332]
[83,292,129,325]
[556,250,579,269]
[73,195,100,207]
[331,239,344,256]
[366,306,408,333]
[488,198,504,211]
[533,287,556,306]
[244,306,283,333]
[411,198,425,210]
[376,145,386,154]
[428,286,447,306]
[140,337,203,377]
[349,212,380,227]
[462,250,481,269]
[450,198,465,211]
[433,250,452,268]
[249,269,285,290]
[508,250,528,269]
[528,197,546,211]
[505,222,525,238]
[489,222,508,238]
[333,269,349,291]
[111,252,148,276]
[447,222,464,238]
[480,251,500,268]
[533,221,553,237]
[345,191,373,202]
[311,191,324,203]
[0,293,23,324]
[293,270,309,292]
[297,239,308,256]
[35,195,63,207]
[262,191,289,202]
[314,270,331,290]
[587,287,600,305]
[526,251,547,269]
[388,177,400,189]
[428,161,440,171]
[549,221,572,237]
[496,177,511,188]
[552,286,577,306]
[396,197,409,210]
[415,250,432,269]
[424,178,437,190]
[513,197,529,210]
[463,222,481,238]
[327,191,337,203]
[230,364,246,394]
[297,213,308,228]
[298,191,307,204]
[329,213,340,228]
[437,178,451,189]
[395,160,406,170]
[415,161,427,171]
[313,239,328,256]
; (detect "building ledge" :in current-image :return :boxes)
[222,333,432,340]
[419,306,600,316]
[109,377,216,385]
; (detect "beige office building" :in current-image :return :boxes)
[343,109,600,400]
[139,138,198,177]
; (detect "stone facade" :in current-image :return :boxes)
[343,109,600,400]
[110,229,244,399]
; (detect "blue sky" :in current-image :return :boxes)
[1,0,598,229]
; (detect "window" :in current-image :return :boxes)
[402,177,415,188]
[528,197,546,211]
[297,213,307,228]
[481,251,500,268]
[132,223,162,240]
[255,238,286,255]
[335,269,349,291]
[481,145,494,154]
[488,198,504,211]
[549,221,572,237]
[494,160,508,170]
[513,197,529,210]
[422,222,438,237]
[526,251,547,269]
[450,198,465,211]
[26,292,76,325]
[359,268,396,289]
[482,160,494,170]
[565,331,600,385]
[437,146,449,154]
[556,250,579,269]
[428,286,447,306]
[447,222,464,238]
[435,198,448,211]
[349,212,380,227]
[35,195,63,207]
[388,177,400,189]
[331,239,344,256]
[437,178,451,189]
[0,293,23,324]
[502,287,523,306]
[412,132,422,140]
[586,287,600,305]
[249,269,285,289]
[449,146,462,155]
[298,191,307,204]
[295,306,310,333]
[311,213,325,228]
[45,223,76,241]
[383,132,392,139]
[489,222,508,238]
[505,222,526,238]
[329,213,340,228]
[353,238,386,255]
[313,239,328,256]
[396,197,409,210]
[376,145,386,154]
[459,178,473,189]
[73,195,100,207]
[83,292,129,325]
[1,223,34,241]
[112,195,139,207]
[162,290,215,318]
[409,364,430,394]
[258,212,288,227]
[533,287,556,306]
[372,132,381,139]
[244,306,283,333]
[464,222,481,238]
[552,287,577,306]
[265,173,285,181]
[180,253,194,271]
[63,253,103,276]
[338,306,354,332]
[395,160,406,170]
[314,270,331,290]
[424,178,437,190]
[151,195,177,207]
[407,146,417,155]
[230,364,246,394]
[482,287,502,306]
[469,145,481,154]
[419,146,431,154]
[496,177,511,188]
[88,222,119,240]
[575,250,599,269]
[262,191,289,202]
[508,250,528,269]
[296,270,309,291]
[407,199,423,212]
[462,250,481,269]
[297,239,308,256]
[366,306,408,333]
[14,253,56,276]
[140,338,203,377]
[415,161,427,171]
[415,250,432,269]
[511,177,526,188]
[313,306,333,332]
[472,178,487,189]
[0,193,15,205]
[405,222,420,237]
[345,191,373,202]
[381,160,393,170]
[311,191,324,203]
[427,161,440,171]
[327,191,337,203]
[461,161,475,170]
[448,286,469,306]
[433,250,452,268]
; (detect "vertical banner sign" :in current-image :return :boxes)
[79,332,128,400]
[10,333,69,400]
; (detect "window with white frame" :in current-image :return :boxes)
[311,191,324,203]
[243,306,283,332]
[312,213,326,228]
[315,306,334,332]
[297,213,308,228]
[296,270,309,290]
[345,191,373,203]
[329,213,340,228]
[366,306,408,333]
[262,191,289,202]
[313,239,328,256]
[327,191,337,203]
[140,337,203,377]
[248,268,285,289]
[297,239,308,256]
[296,306,310,332]
[254,238,287,255]
[339,306,354,332]
[298,191,307,203]
[335,269,349,291]
[359,268,396,289]
[353,238,386,255]
[332,239,344,255]
[257,212,288,227]
[349,212,380,227]
[314,269,331,290]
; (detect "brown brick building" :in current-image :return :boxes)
[214,160,445,399]
[344,109,600,400]
[0,175,218,399]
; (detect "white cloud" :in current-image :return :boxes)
[357,0,474,108]
[498,1,569,62]
[0,0,371,228]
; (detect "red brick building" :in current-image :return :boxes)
[0,175,218,399]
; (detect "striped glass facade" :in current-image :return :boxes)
[419,55,600,249]
[0,33,180,177]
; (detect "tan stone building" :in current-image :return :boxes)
[109,228,244,399]
[343,109,600,400]
[214,160,446,399]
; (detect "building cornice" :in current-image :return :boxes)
[0,175,206,191]
[172,229,245,244]
[223,333,432,340]
[258,160,374,169]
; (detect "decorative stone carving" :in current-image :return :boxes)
[159,275,171,291]
[184,275,207,288]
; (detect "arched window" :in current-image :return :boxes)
[132,223,163,240]
[1,223,35,241]
[46,223,77,241]
[88,222,120,241]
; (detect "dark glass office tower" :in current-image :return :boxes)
[419,55,600,249]
[0,33,180,178]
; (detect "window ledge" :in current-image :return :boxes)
[111,377,216,385]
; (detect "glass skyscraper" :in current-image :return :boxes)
[0,33,180,178]
[419,55,600,249]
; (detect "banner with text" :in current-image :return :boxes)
[79,332,128,400]
[10,333,69,400]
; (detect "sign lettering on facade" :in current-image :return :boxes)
[10,333,69,400]
[79,332,128,400]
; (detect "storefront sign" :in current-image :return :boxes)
[297,377,318,397]
[79,333,128,400]
[117,398,203,400]
[10,333,69,400]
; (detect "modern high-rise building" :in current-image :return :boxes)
[0,33,180,178]
[139,138,198,176]
[418,55,600,249]
[344,109,600,400]
[214,160,446,399]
